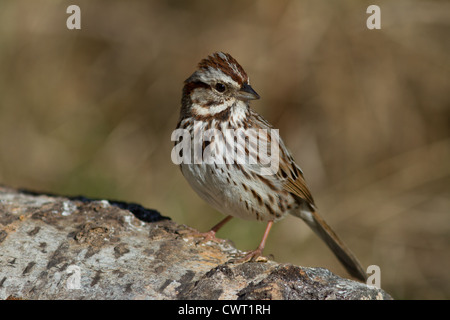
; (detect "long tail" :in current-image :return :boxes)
[295,210,367,282]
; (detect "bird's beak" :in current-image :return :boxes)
[237,83,260,101]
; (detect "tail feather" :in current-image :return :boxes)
[295,209,367,282]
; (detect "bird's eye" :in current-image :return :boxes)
[214,83,226,93]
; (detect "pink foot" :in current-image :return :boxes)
[186,229,227,244]
[231,247,268,263]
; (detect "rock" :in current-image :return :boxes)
[0,186,391,300]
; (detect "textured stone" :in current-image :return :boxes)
[0,186,391,300]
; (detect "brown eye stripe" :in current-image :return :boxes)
[183,81,209,96]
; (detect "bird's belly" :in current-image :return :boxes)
[180,163,292,222]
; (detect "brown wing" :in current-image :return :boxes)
[249,109,315,207]
[277,145,316,208]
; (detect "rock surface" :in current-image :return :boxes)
[0,186,391,300]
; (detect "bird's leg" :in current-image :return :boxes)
[188,215,233,244]
[233,220,274,262]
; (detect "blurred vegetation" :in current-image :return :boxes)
[0,0,449,299]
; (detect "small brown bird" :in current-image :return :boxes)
[174,52,367,281]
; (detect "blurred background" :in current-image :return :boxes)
[0,0,449,299]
